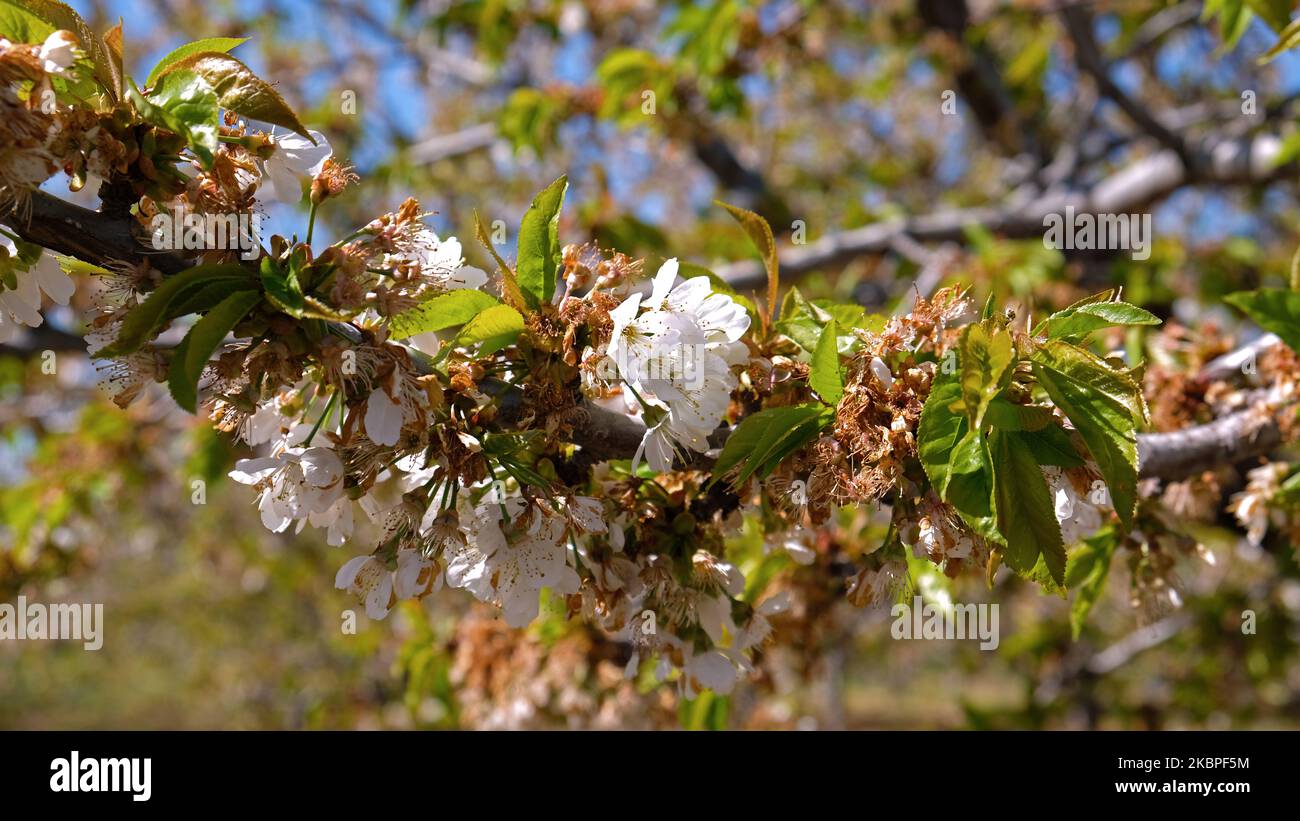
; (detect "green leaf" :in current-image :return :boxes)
[167,277,258,321]
[739,410,830,484]
[516,175,567,309]
[717,200,778,332]
[136,70,220,167]
[94,263,255,358]
[56,257,109,276]
[712,404,825,487]
[0,1,54,42]
[1225,288,1300,354]
[1065,526,1118,638]
[917,368,966,498]
[944,433,1002,545]
[388,289,500,339]
[984,397,1053,431]
[1039,300,1161,341]
[990,429,1066,584]
[146,36,248,88]
[809,319,843,406]
[157,51,312,142]
[474,210,527,311]
[959,323,1014,429]
[167,290,261,412]
[1031,341,1140,528]
[1017,424,1084,468]
[261,257,304,318]
[450,304,524,356]
[1246,0,1293,33]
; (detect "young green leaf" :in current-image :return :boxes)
[450,304,524,356]
[944,432,1002,546]
[917,368,967,499]
[0,2,55,43]
[712,404,824,486]
[157,52,313,142]
[136,70,220,167]
[94,263,256,358]
[983,397,1053,431]
[717,200,778,332]
[145,36,249,88]
[474,210,527,311]
[516,175,568,309]
[809,319,843,406]
[388,290,500,339]
[1065,526,1119,638]
[261,257,304,318]
[1017,424,1084,468]
[1224,288,1300,354]
[1031,341,1140,528]
[167,290,261,412]
[1038,300,1160,341]
[990,429,1066,584]
[959,323,1014,429]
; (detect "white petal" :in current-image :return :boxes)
[363,387,403,446]
[648,258,679,309]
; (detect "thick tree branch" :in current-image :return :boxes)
[2,190,190,275]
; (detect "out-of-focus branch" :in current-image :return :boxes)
[1061,5,1192,167]
[715,131,1295,290]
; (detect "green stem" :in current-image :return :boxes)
[305,201,319,246]
[304,391,337,446]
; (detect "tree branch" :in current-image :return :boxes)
[2,190,190,275]
[714,131,1295,290]
[1060,5,1193,168]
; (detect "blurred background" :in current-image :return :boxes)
[3,0,1300,729]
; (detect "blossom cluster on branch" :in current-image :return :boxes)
[3,4,1300,697]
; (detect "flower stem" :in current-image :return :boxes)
[305,201,319,246]
[304,391,337,446]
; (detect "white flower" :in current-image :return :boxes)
[308,496,354,546]
[1229,462,1289,546]
[230,445,345,533]
[1043,466,1107,545]
[607,291,679,388]
[334,555,393,619]
[444,497,580,627]
[0,239,75,341]
[244,398,286,446]
[38,30,78,74]
[632,402,714,473]
[562,495,608,534]
[870,357,894,389]
[696,594,736,645]
[646,258,750,346]
[683,648,739,697]
[258,129,331,203]
[394,547,442,599]
[612,259,749,472]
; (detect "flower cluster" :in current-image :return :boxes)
[594,258,750,471]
